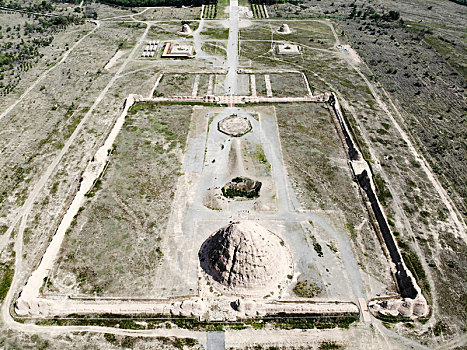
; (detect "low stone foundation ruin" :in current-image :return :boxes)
[218,114,252,137]
[161,42,194,58]
[222,177,261,199]
[276,43,301,55]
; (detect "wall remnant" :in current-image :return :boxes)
[328,93,428,318]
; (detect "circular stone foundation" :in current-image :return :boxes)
[199,221,292,294]
[218,115,252,137]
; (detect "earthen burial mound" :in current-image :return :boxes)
[199,222,292,293]
[218,115,252,137]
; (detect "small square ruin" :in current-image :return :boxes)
[275,43,301,55]
[161,42,194,58]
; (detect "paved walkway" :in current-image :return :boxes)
[207,331,226,350]
[224,0,239,94]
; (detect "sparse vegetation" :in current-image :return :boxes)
[104,334,199,349]
[253,144,271,169]
[269,73,309,97]
[0,3,84,96]
[50,103,191,296]
[96,0,209,7]
[293,280,321,298]
[397,240,430,299]
[319,341,343,350]
[373,173,392,206]
[155,73,195,96]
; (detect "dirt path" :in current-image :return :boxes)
[100,7,152,21]
[192,16,206,58]
[226,323,428,349]
[318,19,340,46]
[3,321,208,346]
[104,49,126,70]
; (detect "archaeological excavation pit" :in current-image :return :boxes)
[218,114,252,137]
[199,221,292,294]
[221,176,262,199]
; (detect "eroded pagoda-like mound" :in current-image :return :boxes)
[278,24,291,34]
[199,222,291,293]
[179,24,193,34]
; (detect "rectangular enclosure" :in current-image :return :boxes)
[46,103,194,297]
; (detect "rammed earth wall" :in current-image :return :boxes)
[328,93,419,299]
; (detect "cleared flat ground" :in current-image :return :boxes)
[48,103,191,296]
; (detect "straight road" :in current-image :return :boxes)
[224,0,239,95]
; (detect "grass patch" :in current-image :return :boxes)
[373,173,392,206]
[253,144,271,169]
[319,341,343,350]
[31,312,359,330]
[0,262,14,301]
[51,103,192,296]
[374,313,412,324]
